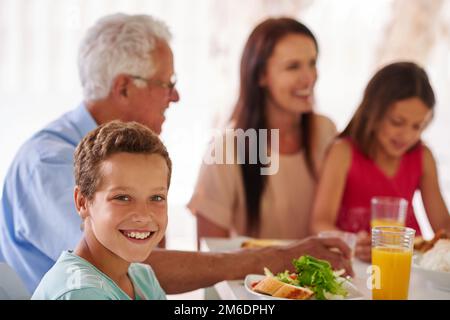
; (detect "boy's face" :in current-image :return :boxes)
[83,152,169,263]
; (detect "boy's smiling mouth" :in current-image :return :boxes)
[119,229,157,242]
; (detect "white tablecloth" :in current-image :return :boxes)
[201,237,450,300]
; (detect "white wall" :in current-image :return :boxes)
[1,0,449,248]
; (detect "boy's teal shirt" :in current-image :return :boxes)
[32,251,166,300]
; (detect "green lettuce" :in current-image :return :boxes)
[291,255,347,300]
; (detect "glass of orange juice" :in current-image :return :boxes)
[371,197,407,228]
[371,226,415,300]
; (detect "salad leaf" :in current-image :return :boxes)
[264,255,349,300]
[292,255,348,300]
[263,267,274,277]
[275,270,299,286]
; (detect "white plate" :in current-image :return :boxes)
[244,274,364,300]
[413,255,450,292]
[201,236,295,252]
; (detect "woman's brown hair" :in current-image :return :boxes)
[230,17,319,235]
[340,61,435,158]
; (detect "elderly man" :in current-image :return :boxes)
[0,13,352,295]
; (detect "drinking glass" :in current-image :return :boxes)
[371,197,407,228]
[371,226,415,300]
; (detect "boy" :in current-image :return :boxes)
[32,121,171,299]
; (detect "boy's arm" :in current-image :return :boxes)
[145,237,353,294]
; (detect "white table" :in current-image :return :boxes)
[201,237,450,300]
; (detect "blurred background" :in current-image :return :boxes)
[0,0,449,256]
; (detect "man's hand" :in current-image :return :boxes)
[149,236,355,294]
[279,236,354,277]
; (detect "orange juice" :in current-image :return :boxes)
[372,247,412,300]
[371,218,405,228]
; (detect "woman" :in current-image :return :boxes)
[188,17,337,245]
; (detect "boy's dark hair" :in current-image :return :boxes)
[74,120,172,199]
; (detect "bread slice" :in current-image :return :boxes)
[241,239,290,249]
[253,277,285,295]
[253,276,314,300]
[272,282,314,300]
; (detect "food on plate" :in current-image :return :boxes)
[414,229,449,253]
[252,276,285,295]
[271,281,314,300]
[251,255,349,300]
[253,276,314,300]
[419,239,450,272]
[241,238,290,249]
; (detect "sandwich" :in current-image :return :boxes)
[250,256,349,300]
[253,276,313,300]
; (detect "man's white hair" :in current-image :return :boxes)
[78,13,172,102]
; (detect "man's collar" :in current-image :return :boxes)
[72,102,98,139]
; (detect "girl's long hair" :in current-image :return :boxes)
[340,62,435,157]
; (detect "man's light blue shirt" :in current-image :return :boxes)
[0,104,97,293]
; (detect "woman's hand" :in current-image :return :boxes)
[355,231,371,262]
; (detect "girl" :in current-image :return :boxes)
[188,18,337,243]
[310,62,450,261]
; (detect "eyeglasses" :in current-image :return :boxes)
[130,74,177,94]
